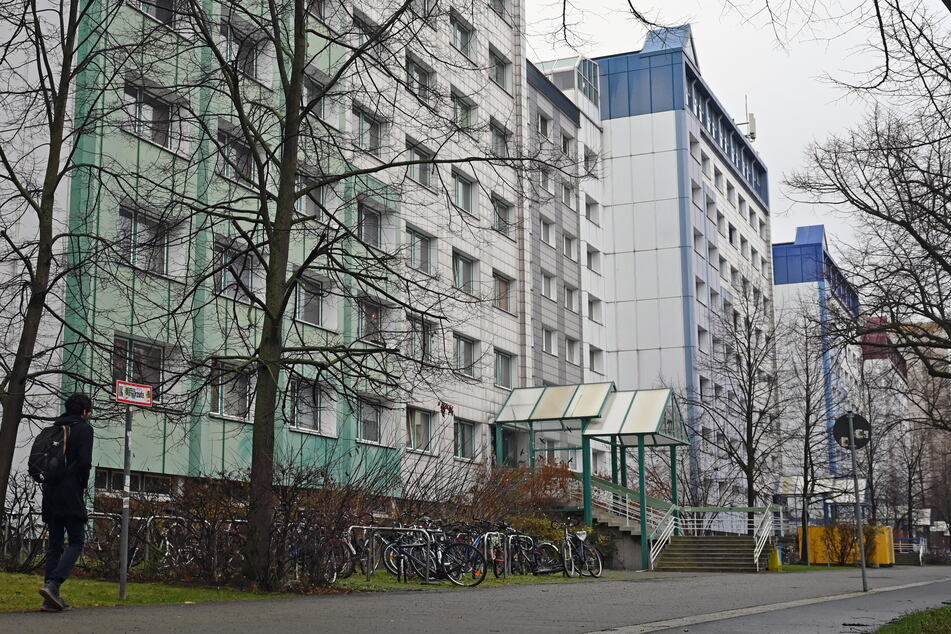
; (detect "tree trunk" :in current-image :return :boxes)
[242,0,305,587]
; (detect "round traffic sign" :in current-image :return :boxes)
[833,413,871,450]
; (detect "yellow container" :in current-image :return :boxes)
[798,525,894,565]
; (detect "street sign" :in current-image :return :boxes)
[115,380,153,407]
[834,413,870,449]
[114,379,152,601]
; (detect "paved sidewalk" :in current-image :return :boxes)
[1,566,948,633]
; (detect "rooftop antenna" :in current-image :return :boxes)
[737,95,757,142]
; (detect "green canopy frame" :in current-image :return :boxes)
[494,383,689,569]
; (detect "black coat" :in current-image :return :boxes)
[41,414,94,522]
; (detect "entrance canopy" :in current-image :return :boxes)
[495,382,688,447]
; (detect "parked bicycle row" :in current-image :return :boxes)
[2,508,605,588]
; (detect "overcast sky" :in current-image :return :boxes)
[522,0,891,250]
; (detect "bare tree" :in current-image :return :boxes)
[788,2,951,405]
[689,280,784,519]
[778,301,833,562]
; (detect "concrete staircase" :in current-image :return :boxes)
[592,507,642,537]
[653,535,771,573]
[894,551,922,566]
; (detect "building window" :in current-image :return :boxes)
[124,86,178,148]
[489,0,507,19]
[137,0,177,25]
[406,228,432,274]
[489,49,510,91]
[490,121,510,156]
[588,346,603,373]
[358,204,381,247]
[454,419,475,459]
[454,334,477,376]
[296,174,327,220]
[540,170,552,192]
[561,183,575,210]
[113,336,163,394]
[585,200,599,225]
[358,401,382,443]
[587,296,602,323]
[305,77,340,128]
[561,133,573,158]
[295,278,324,326]
[290,379,323,432]
[213,239,253,299]
[566,338,580,365]
[406,408,433,452]
[494,349,514,388]
[217,130,254,183]
[406,142,434,188]
[358,299,384,342]
[452,171,474,213]
[449,15,472,57]
[354,107,382,156]
[118,207,168,275]
[537,113,550,138]
[223,23,262,79]
[562,234,577,260]
[493,273,513,313]
[540,219,554,245]
[564,286,577,312]
[586,247,601,273]
[451,92,473,128]
[406,57,432,102]
[210,362,251,419]
[409,316,435,362]
[95,468,172,495]
[493,197,512,236]
[453,251,476,294]
[541,272,555,300]
[542,328,556,355]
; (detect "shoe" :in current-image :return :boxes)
[40,598,62,612]
[38,582,65,611]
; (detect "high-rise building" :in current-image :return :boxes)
[594,26,774,501]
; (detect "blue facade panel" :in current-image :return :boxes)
[772,243,823,285]
[596,51,685,119]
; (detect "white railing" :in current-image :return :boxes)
[753,507,774,570]
[648,507,677,570]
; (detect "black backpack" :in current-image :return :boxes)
[27,424,70,484]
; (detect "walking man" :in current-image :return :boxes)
[39,393,94,611]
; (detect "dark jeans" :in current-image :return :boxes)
[45,516,86,585]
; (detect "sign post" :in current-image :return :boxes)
[115,381,153,600]
[834,412,871,593]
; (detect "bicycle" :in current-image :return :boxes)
[553,517,603,578]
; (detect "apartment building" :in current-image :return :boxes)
[524,57,609,473]
[594,26,774,502]
[34,0,536,499]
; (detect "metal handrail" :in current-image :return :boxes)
[648,507,677,570]
[753,506,774,570]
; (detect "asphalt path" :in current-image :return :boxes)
[2,566,948,634]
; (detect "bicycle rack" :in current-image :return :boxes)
[480,531,510,578]
[349,525,433,584]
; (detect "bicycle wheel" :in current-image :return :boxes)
[326,539,355,579]
[561,541,576,577]
[355,539,382,576]
[382,543,403,576]
[311,540,339,585]
[531,542,561,575]
[442,543,486,587]
[584,546,603,578]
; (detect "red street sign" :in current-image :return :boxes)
[115,381,153,407]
